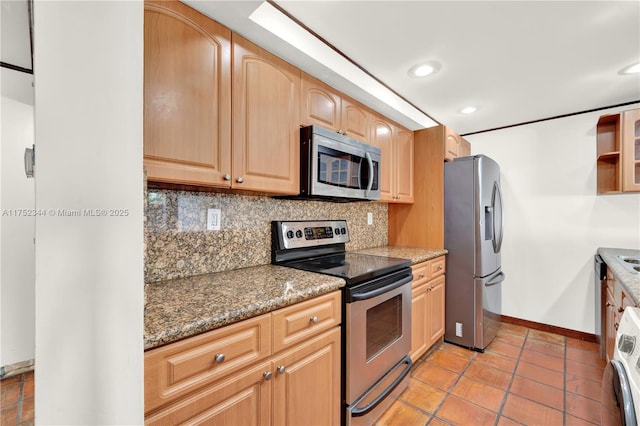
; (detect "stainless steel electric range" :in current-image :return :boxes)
[272,220,413,425]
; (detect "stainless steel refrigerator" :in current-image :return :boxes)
[444,155,505,351]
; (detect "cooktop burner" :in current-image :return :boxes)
[271,220,411,285]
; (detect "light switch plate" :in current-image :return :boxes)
[207,208,221,231]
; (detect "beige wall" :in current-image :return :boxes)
[467,103,640,334]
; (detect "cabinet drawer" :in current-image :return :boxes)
[145,360,272,425]
[145,313,271,414]
[411,263,430,287]
[430,256,446,277]
[272,291,341,353]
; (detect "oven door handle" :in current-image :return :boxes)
[351,356,412,417]
[349,274,412,302]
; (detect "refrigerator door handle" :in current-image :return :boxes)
[492,181,504,253]
[485,271,506,287]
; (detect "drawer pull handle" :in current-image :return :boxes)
[418,273,425,279]
[310,316,319,324]
[277,365,286,374]
[263,371,272,380]
[214,353,225,364]
[437,265,443,270]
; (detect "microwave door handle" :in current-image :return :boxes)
[364,152,374,196]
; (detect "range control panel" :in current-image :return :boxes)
[275,220,350,250]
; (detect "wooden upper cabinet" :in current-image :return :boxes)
[394,126,414,203]
[370,116,414,203]
[622,108,640,192]
[444,127,470,161]
[370,117,394,202]
[232,35,300,195]
[300,74,341,130]
[596,108,640,194]
[144,0,232,187]
[300,73,371,142]
[341,98,370,141]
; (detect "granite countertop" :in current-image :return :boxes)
[144,265,345,350]
[598,247,640,305]
[144,245,446,351]
[352,246,448,264]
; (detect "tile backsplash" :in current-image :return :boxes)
[145,189,388,283]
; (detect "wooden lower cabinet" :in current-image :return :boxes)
[603,266,638,361]
[272,328,341,426]
[145,360,272,425]
[410,257,446,362]
[144,291,341,425]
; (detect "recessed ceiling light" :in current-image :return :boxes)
[620,62,640,75]
[408,61,441,78]
[459,106,477,114]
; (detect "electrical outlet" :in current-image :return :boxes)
[207,208,221,231]
[367,212,373,225]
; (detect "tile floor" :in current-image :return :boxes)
[377,322,606,425]
[0,371,34,426]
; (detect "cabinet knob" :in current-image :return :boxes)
[277,365,286,374]
[236,176,244,183]
[310,316,319,324]
[214,353,225,364]
[263,371,272,380]
[418,273,424,279]
[619,307,625,313]
[223,174,231,181]
[437,265,443,270]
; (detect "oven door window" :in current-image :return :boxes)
[317,146,378,190]
[366,294,402,360]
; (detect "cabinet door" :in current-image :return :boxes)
[341,98,370,142]
[145,361,272,425]
[144,0,231,187]
[410,283,428,363]
[300,73,341,131]
[605,287,616,362]
[394,126,414,203]
[232,35,300,194]
[272,328,341,426]
[459,137,471,157]
[622,109,640,192]
[370,118,394,202]
[144,313,271,414]
[426,275,446,347]
[444,127,462,162]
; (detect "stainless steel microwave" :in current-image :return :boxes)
[299,125,381,202]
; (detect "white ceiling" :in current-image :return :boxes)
[184,0,640,135]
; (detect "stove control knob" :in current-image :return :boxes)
[618,334,636,354]
[334,227,340,235]
[295,230,303,239]
[341,227,347,235]
[286,230,294,239]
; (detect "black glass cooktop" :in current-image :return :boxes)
[284,252,411,285]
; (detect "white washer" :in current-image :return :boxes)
[602,306,640,425]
